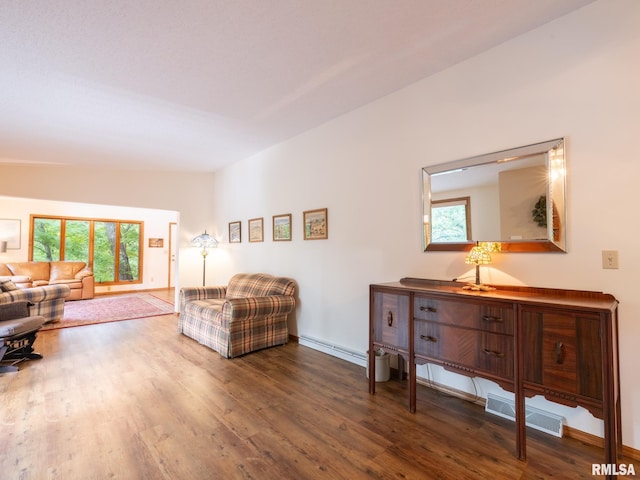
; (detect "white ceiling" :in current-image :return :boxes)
[0,0,594,172]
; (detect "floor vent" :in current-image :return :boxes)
[485,393,564,438]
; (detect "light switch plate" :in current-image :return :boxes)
[602,250,619,269]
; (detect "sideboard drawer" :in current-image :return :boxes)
[414,295,514,334]
[414,321,513,379]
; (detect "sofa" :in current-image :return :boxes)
[0,281,71,323]
[0,261,94,301]
[179,273,296,358]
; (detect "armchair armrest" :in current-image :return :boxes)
[0,284,71,305]
[179,286,227,310]
[221,295,296,325]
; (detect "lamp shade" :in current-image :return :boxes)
[465,246,492,266]
[191,231,218,249]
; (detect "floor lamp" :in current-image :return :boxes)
[191,231,218,286]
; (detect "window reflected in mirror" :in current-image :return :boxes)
[430,197,471,243]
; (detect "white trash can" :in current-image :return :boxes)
[366,349,390,382]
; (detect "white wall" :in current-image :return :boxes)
[210,0,640,449]
[0,195,178,292]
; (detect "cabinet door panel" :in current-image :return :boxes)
[372,291,409,352]
[542,314,578,391]
[522,309,602,401]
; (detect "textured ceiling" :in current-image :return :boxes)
[0,0,594,172]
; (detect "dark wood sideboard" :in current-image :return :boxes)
[368,278,621,471]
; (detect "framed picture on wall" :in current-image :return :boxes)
[303,208,328,240]
[0,219,21,249]
[148,238,164,248]
[272,214,292,241]
[248,217,264,242]
[229,221,241,243]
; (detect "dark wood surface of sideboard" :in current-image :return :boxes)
[368,278,621,475]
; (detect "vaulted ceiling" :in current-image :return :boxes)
[0,0,594,172]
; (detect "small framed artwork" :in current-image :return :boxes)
[273,214,292,241]
[303,208,328,240]
[229,221,242,243]
[148,238,164,248]
[248,217,264,242]
[0,219,21,249]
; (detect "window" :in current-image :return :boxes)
[30,215,143,285]
[431,197,471,242]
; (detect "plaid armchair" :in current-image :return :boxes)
[178,273,296,358]
[0,284,71,323]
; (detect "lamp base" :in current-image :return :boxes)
[462,283,496,292]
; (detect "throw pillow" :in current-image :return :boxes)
[0,279,18,292]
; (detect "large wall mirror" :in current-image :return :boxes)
[423,138,566,252]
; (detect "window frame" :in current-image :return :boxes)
[29,214,144,286]
[430,196,472,243]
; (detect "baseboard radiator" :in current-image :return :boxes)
[298,335,367,367]
[485,393,564,438]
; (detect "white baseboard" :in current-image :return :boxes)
[298,335,367,367]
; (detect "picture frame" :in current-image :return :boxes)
[303,208,328,240]
[0,219,21,249]
[148,238,164,248]
[272,214,292,241]
[229,221,242,243]
[248,217,264,242]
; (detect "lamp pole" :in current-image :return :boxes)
[200,248,208,286]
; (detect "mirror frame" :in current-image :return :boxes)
[423,138,566,253]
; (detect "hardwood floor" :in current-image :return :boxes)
[1,289,636,479]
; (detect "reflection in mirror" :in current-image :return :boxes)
[423,138,566,252]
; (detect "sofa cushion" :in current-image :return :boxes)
[0,275,31,283]
[6,262,51,282]
[49,279,83,289]
[0,264,12,276]
[50,261,87,282]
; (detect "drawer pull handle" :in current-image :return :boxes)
[555,341,565,364]
[387,311,393,327]
[419,306,437,313]
[420,334,437,343]
[482,315,503,323]
[482,348,504,358]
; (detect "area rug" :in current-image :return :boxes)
[41,293,176,330]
